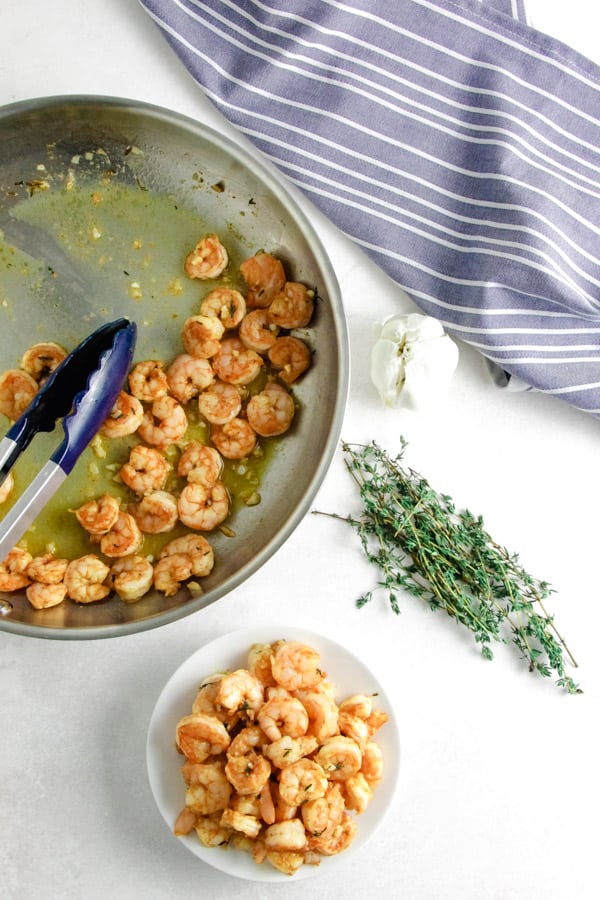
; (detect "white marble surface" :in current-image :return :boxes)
[0,2,598,898]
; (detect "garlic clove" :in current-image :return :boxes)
[370,337,406,407]
[401,332,459,410]
[370,313,458,409]
[379,312,445,345]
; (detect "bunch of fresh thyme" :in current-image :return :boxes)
[317,440,580,694]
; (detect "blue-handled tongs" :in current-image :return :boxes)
[0,318,137,562]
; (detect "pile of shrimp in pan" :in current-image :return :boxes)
[0,235,315,609]
[173,639,388,877]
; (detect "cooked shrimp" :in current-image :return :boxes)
[303,848,323,867]
[266,684,294,701]
[137,395,188,449]
[301,783,344,839]
[177,442,222,487]
[153,552,193,597]
[251,835,268,865]
[176,713,231,763]
[166,354,214,403]
[271,781,298,823]
[229,792,261,818]
[200,287,246,330]
[278,758,328,807]
[338,694,373,720]
[240,252,286,308]
[360,741,383,787]
[99,511,143,557]
[0,547,32,592]
[263,818,307,853]
[100,391,144,438]
[130,490,178,534]
[193,813,231,847]
[212,337,263,386]
[268,336,311,384]
[263,734,318,769]
[173,806,198,837]
[216,669,264,719]
[158,533,215,578]
[308,810,356,856]
[257,695,309,742]
[21,342,67,382]
[26,553,68,585]
[338,711,370,753]
[128,359,169,402]
[227,725,266,757]
[184,759,232,815]
[109,554,154,602]
[268,282,314,329]
[197,380,242,425]
[64,554,111,603]
[271,640,325,692]
[119,445,169,495]
[366,707,389,737]
[259,778,276,825]
[239,309,280,353]
[26,581,68,609]
[220,808,261,839]
[314,735,362,782]
[246,382,295,438]
[181,315,224,359]
[210,417,257,460]
[342,772,372,814]
[225,751,271,796]
[2,547,32,572]
[295,686,340,744]
[0,369,38,420]
[173,637,387,872]
[184,234,229,280]
[181,760,213,785]
[0,471,14,505]
[247,642,277,688]
[177,480,230,531]
[231,833,261,858]
[192,675,224,717]
[265,848,305,876]
[73,493,121,535]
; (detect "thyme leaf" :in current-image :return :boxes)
[316,440,581,694]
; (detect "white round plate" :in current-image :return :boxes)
[146,626,401,882]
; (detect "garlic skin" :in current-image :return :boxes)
[370,313,459,410]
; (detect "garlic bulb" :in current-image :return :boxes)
[370,313,458,410]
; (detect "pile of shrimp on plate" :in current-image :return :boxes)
[0,235,316,611]
[173,639,388,876]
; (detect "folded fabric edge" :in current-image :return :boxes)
[482,0,528,26]
[440,0,600,84]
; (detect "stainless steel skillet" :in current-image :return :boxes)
[0,96,349,639]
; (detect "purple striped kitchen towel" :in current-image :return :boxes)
[139,0,600,415]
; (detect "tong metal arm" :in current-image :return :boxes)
[0,318,137,562]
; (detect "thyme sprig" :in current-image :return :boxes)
[318,440,580,694]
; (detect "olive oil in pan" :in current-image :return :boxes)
[4,178,248,356]
[0,178,276,561]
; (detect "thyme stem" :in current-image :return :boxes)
[316,440,581,694]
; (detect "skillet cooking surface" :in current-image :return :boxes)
[0,96,348,638]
